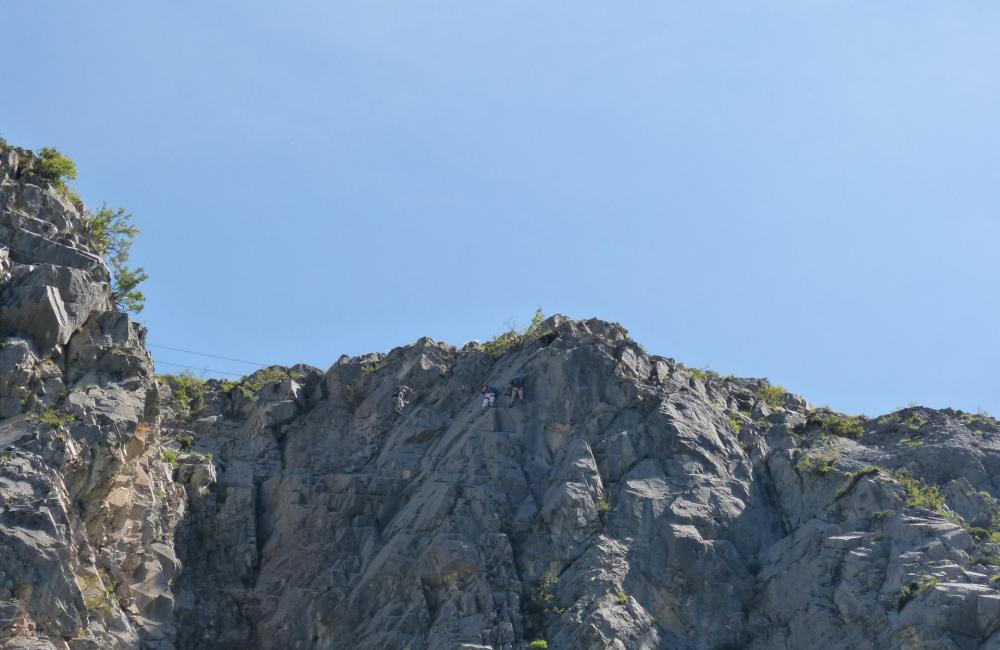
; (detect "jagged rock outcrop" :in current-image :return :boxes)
[5,140,1000,649]
[156,327,1000,650]
[1,146,181,649]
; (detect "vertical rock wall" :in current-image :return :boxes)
[1,147,183,649]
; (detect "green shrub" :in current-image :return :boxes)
[901,412,926,431]
[210,367,292,403]
[80,205,131,256]
[968,527,994,542]
[482,330,522,358]
[615,590,628,604]
[689,367,709,381]
[836,466,881,497]
[528,642,548,649]
[675,363,718,382]
[30,408,75,429]
[62,186,85,212]
[796,451,838,475]
[757,385,786,408]
[110,260,148,314]
[729,417,744,433]
[79,204,147,313]
[177,434,194,450]
[595,499,611,513]
[34,147,77,186]
[33,147,85,209]
[898,577,939,608]
[482,308,547,358]
[162,372,207,415]
[960,410,1000,434]
[977,554,1000,567]
[900,438,922,448]
[238,367,292,399]
[533,570,560,612]
[82,570,120,614]
[823,414,866,439]
[894,471,946,511]
[164,450,180,470]
[874,509,896,521]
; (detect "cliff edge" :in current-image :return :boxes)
[3,143,1000,649]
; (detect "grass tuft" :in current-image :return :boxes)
[757,384,786,408]
[482,309,547,358]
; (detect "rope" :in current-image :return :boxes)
[153,360,246,377]
[147,343,271,367]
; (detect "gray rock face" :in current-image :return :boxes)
[6,147,1000,650]
[156,327,1000,650]
[0,151,178,650]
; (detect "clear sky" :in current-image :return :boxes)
[4,2,998,416]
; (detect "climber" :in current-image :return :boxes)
[480,383,498,410]
[394,384,413,415]
[509,375,525,406]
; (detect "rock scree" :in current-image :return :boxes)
[4,144,1000,649]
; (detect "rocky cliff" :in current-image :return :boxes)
[4,144,1000,650]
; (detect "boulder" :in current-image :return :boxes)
[0,283,72,351]
[0,264,110,353]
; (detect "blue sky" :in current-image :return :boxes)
[4,1,998,416]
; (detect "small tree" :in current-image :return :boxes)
[112,264,149,313]
[524,307,545,338]
[82,205,148,313]
[82,205,136,257]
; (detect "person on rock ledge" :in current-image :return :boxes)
[480,383,498,410]
[509,375,526,406]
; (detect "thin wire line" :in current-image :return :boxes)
[148,343,270,367]
[153,360,246,377]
